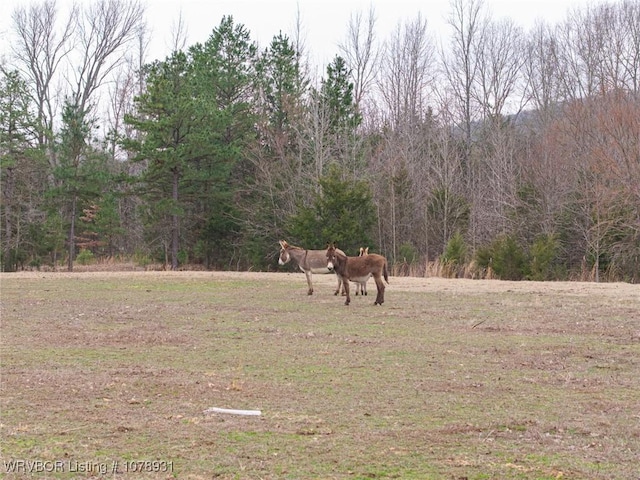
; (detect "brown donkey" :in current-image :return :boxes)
[326,244,389,306]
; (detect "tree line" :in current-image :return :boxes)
[1,0,638,282]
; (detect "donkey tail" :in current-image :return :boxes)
[383,260,389,283]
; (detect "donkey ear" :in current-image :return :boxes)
[279,240,287,248]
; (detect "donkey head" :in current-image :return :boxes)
[278,240,290,265]
[326,243,340,272]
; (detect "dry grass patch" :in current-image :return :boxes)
[1,271,639,479]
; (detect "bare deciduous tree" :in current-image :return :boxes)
[620,0,640,93]
[555,5,604,101]
[473,17,526,240]
[524,21,562,125]
[474,17,525,122]
[339,6,379,111]
[372,13,436,262]
[103,18,149,162]
[378,13,435,129]
[105,66,135,160]
[440,0,488,250]
[71,0,146,115]
[11,0,75,152]
[169,9,188,54]
[442,0,486,156]
[425,94,471,257]
[303,87,333,183]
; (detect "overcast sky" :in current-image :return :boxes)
[1,0,591,72]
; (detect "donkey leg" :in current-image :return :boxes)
[343,279,351,305]
[334,274,343,296]
[305,271,313,295]
[373,275,385,305]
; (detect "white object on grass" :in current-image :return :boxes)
[204,407,262,416]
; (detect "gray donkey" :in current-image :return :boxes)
[278,240,345,295]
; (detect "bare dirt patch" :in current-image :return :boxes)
[1,271,639,479]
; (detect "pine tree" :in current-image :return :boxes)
[51,100,106,271]
[321,55,361,134]
[0,70,39,270]
[124,17,259,270]
[290,165,376,254]
[124,51,197,269]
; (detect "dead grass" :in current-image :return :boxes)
[1,271,639,479]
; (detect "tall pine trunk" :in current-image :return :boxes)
[68,193,77,272]
[171,168,179,270]
[3,167,14,271]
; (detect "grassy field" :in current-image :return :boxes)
[1,271,639,479]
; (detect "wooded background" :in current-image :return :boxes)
[1,0,638,282]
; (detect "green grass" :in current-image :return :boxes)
[1,272,639,479]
